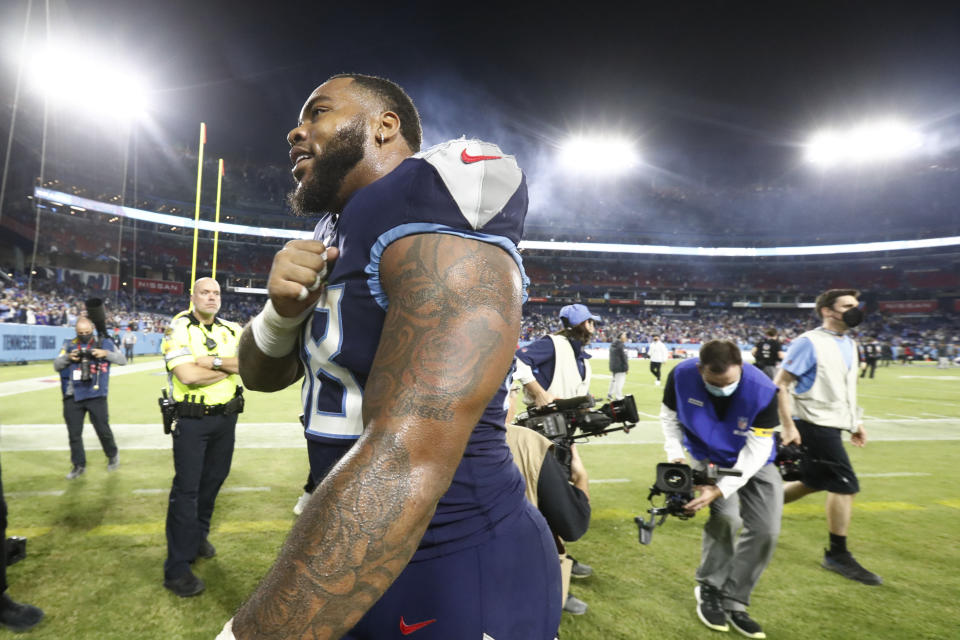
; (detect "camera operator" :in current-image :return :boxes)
[161,278,243,598]
[514,303,599,613]
[505,420,591,616]
[607,332,629,400]
[659,340,781,638]
[515,303,598,409]
[775,289,882,586]
[53,316,125,480]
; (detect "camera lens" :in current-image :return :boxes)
[664,469,685,488]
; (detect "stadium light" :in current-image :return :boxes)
[804,119,924,167]
[26,43,148,121]
[559,135,641,175]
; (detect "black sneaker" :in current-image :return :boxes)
[65,465,85,480]
[822,549,883,585]
[727,610,765,639]
[107,455,119,471]
[694,584,729,632]
[163,571,206,597]
[0,594,44,631]
[197,539,216,559]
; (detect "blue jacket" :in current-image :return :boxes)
[673,359,778,467]
[56,336,119,400]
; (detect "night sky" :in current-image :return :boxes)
[2,0,959,211]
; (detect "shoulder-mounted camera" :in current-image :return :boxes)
[514,394,639,472]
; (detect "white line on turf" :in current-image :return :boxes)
[0,360,164,397]
[132,486,271,495]
[7,490,65,497]
[591,478,631,484]
[859,472,932,478]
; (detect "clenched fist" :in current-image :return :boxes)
[267,240,340,318]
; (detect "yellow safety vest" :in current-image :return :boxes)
[162,310,242,404]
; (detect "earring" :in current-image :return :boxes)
[378,131,384,145]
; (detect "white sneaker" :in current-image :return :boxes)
[655,380,661,387]
[293,491,312,516]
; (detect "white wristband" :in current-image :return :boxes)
[251,299,315,358]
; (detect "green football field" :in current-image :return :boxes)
[0,356,957,639]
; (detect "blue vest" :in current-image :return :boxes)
[673,359,777,467]
[58,337,115,401]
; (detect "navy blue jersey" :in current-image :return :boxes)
[298,139,529,559]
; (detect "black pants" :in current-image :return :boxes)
[63,395,118,468]
[124,345,134,361]
[650,361,663,381]
[164,413,237,579]
[860,358,877,379]
[0,457,7,594]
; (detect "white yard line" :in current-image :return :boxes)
[132,486,271,495]
[0,360,164,398]
[859,472,932,478]
[859,392,960,408]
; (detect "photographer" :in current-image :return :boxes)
[514,303,599,613]
[659,340,781,639]
[53,316,125,480]
[505,420,591,615]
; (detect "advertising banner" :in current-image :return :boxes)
[878,300,937,313]
[134,278,184,294]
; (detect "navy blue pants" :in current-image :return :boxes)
[346,501,562,640]
[164,413,236,579]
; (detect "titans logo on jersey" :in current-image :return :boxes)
[298,139,529,556]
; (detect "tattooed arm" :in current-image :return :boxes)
[231,233,524,640]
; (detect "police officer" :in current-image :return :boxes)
[751,328,783,380]
[53,316,125,479]
[660,340,782,639]
[161,278,243,598]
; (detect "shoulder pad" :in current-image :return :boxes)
[414,138,523,231]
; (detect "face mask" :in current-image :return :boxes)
[841,307,864,328]
[77,333,93,342]
[704,379,739,397]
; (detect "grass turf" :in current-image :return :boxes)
[0,358,957,638]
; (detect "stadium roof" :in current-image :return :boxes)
[2,1,959,239]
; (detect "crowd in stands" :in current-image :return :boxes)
[520,306,960,356]
[0,275,262,334]
[4,273,956,365]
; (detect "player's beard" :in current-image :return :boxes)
[288,117,366,216]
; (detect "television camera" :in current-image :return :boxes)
[633,462,741,545]
[513,394,638,472]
